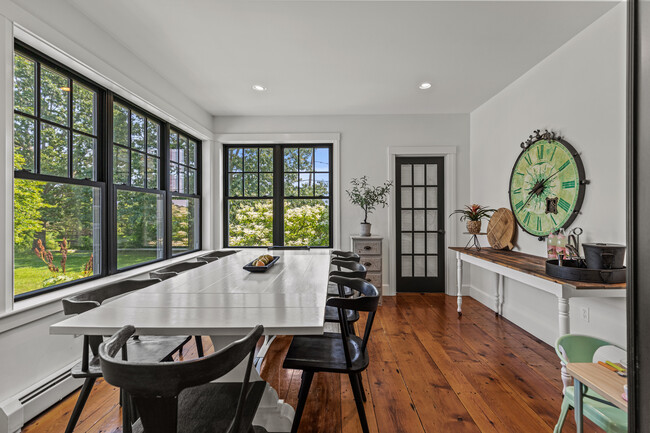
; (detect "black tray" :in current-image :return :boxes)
[545,259,626,284]
[243,256,280,273]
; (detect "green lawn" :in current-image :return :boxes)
[14,249,159,296]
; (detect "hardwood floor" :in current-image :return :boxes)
[23,294,598,433]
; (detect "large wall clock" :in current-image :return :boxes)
[508,130,586,239]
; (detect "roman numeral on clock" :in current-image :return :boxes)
[558,198,571,212]
[562,180,575,189]
[515,201,524,211]
[523,212,531,225]
[513,187,522,194]
[558,160,570,172]
[536,217,542,231]
[524,154,532,165]
[550,147,557,161]
[537,145,544,160]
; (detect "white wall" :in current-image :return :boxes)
[214,114,471,294]
[469,3,627,346]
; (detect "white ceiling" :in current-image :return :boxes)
[65,0,619,116]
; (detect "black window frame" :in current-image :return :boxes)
[223,143,333,248]
[13,41,202,301]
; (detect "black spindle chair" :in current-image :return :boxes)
[283,276,379,433]
[61,279,193,433]
[99,325,268,433]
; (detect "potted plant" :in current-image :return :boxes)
[346,176,393,236]
[450,204,496,234]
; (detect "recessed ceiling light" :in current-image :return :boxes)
[252,84,267,92]
[419,82,432,90]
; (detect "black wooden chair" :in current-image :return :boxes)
[324,261,368,331]
[267,246,311,250]
[149,261,207,356]
[198,250,239,263]
[61,279,193,433]
[99,325,268,433]
[149,261,206,281]
[332,250,361,262]
[283,276,379,433]
[327,259,367,297]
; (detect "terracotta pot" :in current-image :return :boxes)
[466,220,481,234]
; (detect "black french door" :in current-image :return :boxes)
[396,157,445,292]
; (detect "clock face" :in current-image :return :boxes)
[509,138,585,237]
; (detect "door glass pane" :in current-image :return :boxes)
[400,164,412,186]
[401,187,412,208]
[401,233,412,254]
[228,199,273,246]
[426,210,438,231]
[401,256,412,277]
[73,82,96,135]
[172,196,200,255]
[426,164,438,185]
[284,199,330,247]
[116,190,164,269]
[414,210,425,231]
[14,54,36,115]
[131,152,145,188]
[426,187,437,207]
[427,233,438,254]
[401,210,412,231]
[414,233,425,254]
[72,133,95,180]
[113,145,129,184]
[414,256,425,277]
[413,187,425,208]
[427,256,438,277]
[413,164,425,185]
[113,103,129,145]
[13,181,101,297]
[14,115,35,172]
[40,67,69,126]
[40,123,68,177]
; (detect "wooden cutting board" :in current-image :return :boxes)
[487,208,516,250]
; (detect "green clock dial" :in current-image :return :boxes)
[508,137,585,238]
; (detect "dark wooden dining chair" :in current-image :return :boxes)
[283,276,379,433]
[149,261,207,356]
[61,279,193,433]
[99,325,268,433]
[324,262,368,331]
[198,250,239,263]
[267,246,311,250]
[327,259,367,297]
[332,250,361,262]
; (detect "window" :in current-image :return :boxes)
[12,42,202,300]
[224,144,332,248]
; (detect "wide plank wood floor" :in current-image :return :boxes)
[24,294,598,433]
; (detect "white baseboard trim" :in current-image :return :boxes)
[467,284,498,313]
[382,283,393,296]
[0,361,81,433]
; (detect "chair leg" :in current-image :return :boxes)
[349,373,370,433]
[65,377,96,433]
[121,389,133,433]
[554,396,571,433]
[291,371,314,433]
[356,372,367,402]
[195,336,204,357]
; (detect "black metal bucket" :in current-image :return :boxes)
[582,243,626,269]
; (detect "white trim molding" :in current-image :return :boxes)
[387,146,458,296]
[215,133,341,250]
[0,16,12,315]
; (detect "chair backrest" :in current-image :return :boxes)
[150,261,206,280]
[331,259,367,277]
[326,276,379,366]
[332,250,361,262]
[100,325,264,433]
[555,334,622,364]
[62,278,161,316]
[267,246,310,250]
[202,250,239,259]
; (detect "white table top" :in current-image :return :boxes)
[50,249,331,337]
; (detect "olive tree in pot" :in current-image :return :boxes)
[346,176,393,236]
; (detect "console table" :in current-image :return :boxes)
[450,247,626,389]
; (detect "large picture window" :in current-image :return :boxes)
[224,144,332,248]
[12,43,202,300]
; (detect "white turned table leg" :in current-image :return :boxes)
[496,274,504,317]
[211,335,293,432]
[557,297,572,391]
[456,252,463,317]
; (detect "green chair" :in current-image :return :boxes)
[554,334,627,433]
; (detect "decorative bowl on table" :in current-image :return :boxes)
[243,255,280,273]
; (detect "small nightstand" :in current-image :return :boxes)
[350,235,383,304]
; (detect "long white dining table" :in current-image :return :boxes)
[50,249,332,432]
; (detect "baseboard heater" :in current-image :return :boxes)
[0,362,80,433]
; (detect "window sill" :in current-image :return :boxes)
[0,250,206,334]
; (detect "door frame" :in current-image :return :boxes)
[387,146,458,296]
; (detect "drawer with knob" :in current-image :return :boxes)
[360,256,381,271]
[353,240,382,256]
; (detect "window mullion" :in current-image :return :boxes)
[163,123,172,259]
[273,144,284,246]
[35,61,41,174]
